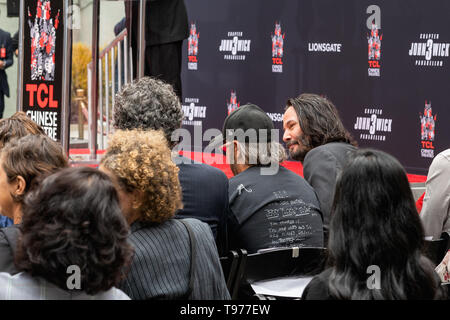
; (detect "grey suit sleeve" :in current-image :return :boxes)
[303,149,341,229]
[420,151,450,240]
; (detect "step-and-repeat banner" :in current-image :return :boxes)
[180,0,450,175]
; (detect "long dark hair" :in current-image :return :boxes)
[286,93,357,150]
[328,149,444,299]
[15,167,133,295]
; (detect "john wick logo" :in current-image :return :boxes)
[227,91,240,115]
[28,0,60,81]
[219,32,251,61]
[420,101,437,158]
[271,22,285,73]
[182,98,206,126]
[187,23,199,70]
[354,108,392,141]
[409,34,449,67]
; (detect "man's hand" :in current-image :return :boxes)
[0,60,4,69]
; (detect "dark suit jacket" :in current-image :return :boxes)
[174,155,230,256]
[126,0,188,46]
[0,29,13,97]
[303,142,356,235]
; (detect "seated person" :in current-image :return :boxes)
[302,149,446,300]
[0,111,46,227]
[0,134,68,274]
[223,104,324,253]
[0,167,132,299]
[100,129,230,300]
[113,77,229,255]
[420,148,450,240]
[282,94,357,243]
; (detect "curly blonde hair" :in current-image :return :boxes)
[101,129,182,224]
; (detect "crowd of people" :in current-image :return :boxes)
[0,75,448,300]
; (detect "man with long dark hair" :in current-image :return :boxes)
[282,93,357,242]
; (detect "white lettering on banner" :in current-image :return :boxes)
[266,113,283,122]
[307,43,342,52]
[219,38,251,54]
[354,109,392,142]
[368,68,380,76]
[409,33,449,67]
[182,100,207,126]
[272,65,282,73]
[26,110,58,140]
[421,149,434,158]
[219,32,251,61]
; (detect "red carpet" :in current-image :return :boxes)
[70,149,426,183]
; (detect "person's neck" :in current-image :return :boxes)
[12,205,22,225]
[233,163,251,176]
[126,211,140,226]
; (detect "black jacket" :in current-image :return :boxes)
[0,29,14,97]
[175,156,230,256]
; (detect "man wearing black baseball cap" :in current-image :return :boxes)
[224,103,324,255]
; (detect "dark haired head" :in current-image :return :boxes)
[0,111,45,148]
[1,134,68,204]
[15,167,134,295]
[328,148,444,299]
[284,94,357,161]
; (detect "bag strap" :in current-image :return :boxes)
[179,219,197,299]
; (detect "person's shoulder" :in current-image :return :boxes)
[181,218,215,238]
[313,142,356,154]
[434,148,450,163]
[177,156,228,179]
[302,268,333,300]
[305,142,356,163]
[0,30,11,40]
[94,287,131,300]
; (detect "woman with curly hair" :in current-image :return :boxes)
[0,134,68,274]
[100,129,230,300]
[0,167,133,299]
[302,149,446,300]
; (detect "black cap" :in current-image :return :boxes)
[222,104,274,143]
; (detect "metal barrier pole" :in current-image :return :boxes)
[124,34,128,84]
[99,58,104,150]
[110,47,115,134]
[61,0,72,155]
[105,52,110,146]
[118,40,122,90]
[89,0,100,160]
[17,0,25,110]
[138,0,146,79]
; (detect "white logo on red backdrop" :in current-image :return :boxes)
[187,23,199,70]
[271,22,284,73]
[227,91,240,115]
[28,0,60,81]
[420,101,437,158]
[367,23,382,77]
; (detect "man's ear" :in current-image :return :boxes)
[233,140,240,164]
[14,176,26,198]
